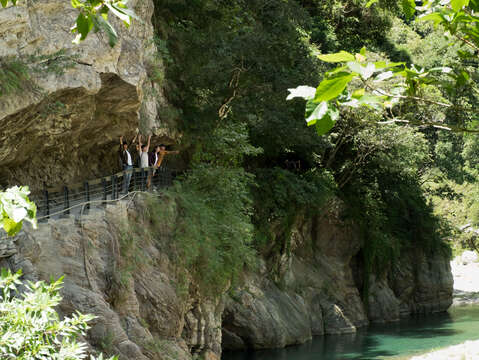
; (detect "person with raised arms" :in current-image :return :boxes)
[119,132,137,194]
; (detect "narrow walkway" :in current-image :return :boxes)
[28,166,174,220]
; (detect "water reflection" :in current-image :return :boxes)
[222,306,479,360]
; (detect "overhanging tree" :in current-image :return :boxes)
[288,0,479,135]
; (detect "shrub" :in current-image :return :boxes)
[0,269,116,360]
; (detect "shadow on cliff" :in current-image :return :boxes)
[0,73,139,192]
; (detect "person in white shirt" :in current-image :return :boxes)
[138,134,151,168]
[138,134,152,188]
[119,133,137,194]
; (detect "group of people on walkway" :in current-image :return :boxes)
[119,132,179,194]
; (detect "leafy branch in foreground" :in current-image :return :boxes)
[70,0,139,47]
[0,186,36,236]
[0,0,138,47]
[287,48,457,135]
[288,0,479,135]
[0,269,117,360]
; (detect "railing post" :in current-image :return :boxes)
[123,169,128,195]
[133,168,137,191]
[167,167,172,187]
[43,189,50,221]
[102,178,107,205]
[157,167,163,187]
[111,175,116,200]
[63,186,70,216]
[141,168,146,191]
[159,167,167,188]
[84,181,90,211]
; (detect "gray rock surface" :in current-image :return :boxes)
[222,203,453,350]
[222,204,369,350]
[0,0,179,190]
[0,196,454,356]
[367,275,400,322]
[3,197,220,360]
[388,249,453,316]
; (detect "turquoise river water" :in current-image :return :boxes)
[222,305,479,360]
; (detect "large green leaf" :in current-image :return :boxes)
[316,114,336,136]
[314,74,354,102]
[418,12,445,25]
[0,186,37,236]
[71,0,84,8]
[347,62,375,80]
[286,86,316,101]
[305,101,328,126]
[3,218,22,236]
[94,14,118,47]
[451,0,470,11]
[402,0,416,20]
[374,61,405,69]
[76,13,93,40]
[318,51,355,63]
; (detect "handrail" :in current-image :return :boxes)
[0,190,166,240]
[29,166,174,220]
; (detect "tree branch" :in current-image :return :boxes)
[373,89,452,108]
[378,119,479,133]
[455,33,479,52]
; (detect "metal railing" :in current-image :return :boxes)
[30,166,174,220]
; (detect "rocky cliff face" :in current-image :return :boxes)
[2,196,221,360]
[222,203,453,351]
[0,195,453,359]
[0,0,178,191]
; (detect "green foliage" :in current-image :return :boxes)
[151,0,455,293]
[0,269,116,360]
[339,123,450,278]
[288,47,462,133]
[155,0,326,161]
[164,166,256,295]
[252,167,336,255]
[302,0,396,53]
[3,0,136,47]
[293,0,479,134]
[0,60,30,97]
[191,122,262,167]
[0,186,37,236]
[70,0,138,47]
[0,0,16,7]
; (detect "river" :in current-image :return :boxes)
[222,305,479,360]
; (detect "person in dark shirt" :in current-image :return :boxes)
[147,144,179,188]
[119,132,137,194]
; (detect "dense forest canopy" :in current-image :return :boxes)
[147,0,478,293]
